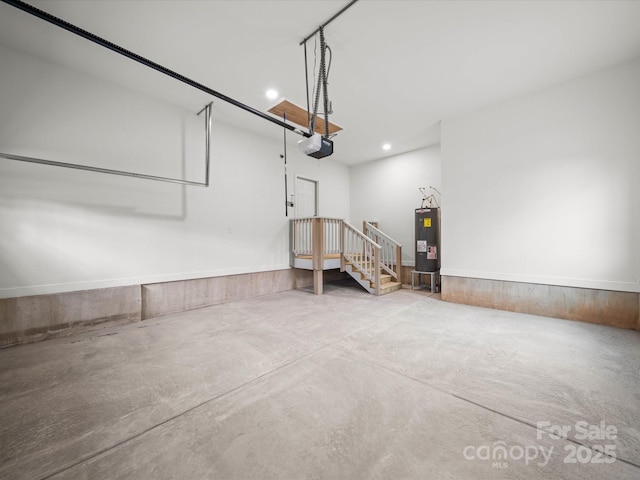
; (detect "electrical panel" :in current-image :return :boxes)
[415,208,440,272]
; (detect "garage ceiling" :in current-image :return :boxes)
[1,0,640,165]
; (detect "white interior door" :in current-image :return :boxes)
[295,176,318,218]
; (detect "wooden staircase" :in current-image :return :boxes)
[290,218,403,296]
[343,258,402,295]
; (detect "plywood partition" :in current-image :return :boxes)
[442,276,640,330]
[0,286,141,347]
[267,99,343,135]
[0,269,351,347]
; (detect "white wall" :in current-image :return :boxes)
[0,45,350,298]
[350,146,442,265]
[441,58,640,293]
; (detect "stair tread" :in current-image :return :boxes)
[380,282,402,295]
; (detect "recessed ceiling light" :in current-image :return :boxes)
[266,89,278,100]
[382,143,391,151]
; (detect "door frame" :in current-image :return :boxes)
[294,175,319,218]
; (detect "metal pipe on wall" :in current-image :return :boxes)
[198,102,213,187]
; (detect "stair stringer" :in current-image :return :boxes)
[343,262,375,294]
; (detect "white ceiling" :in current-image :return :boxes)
[2,0,640,165]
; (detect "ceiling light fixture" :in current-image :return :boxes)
[383,143,391,151]
[266,89,278,100]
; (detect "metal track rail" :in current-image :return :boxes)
[1,0,309,138]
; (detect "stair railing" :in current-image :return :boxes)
[291,217,314,256]
[323,218,343,256]
[290,217,344,271]
[364,222,403,282]
[343,221,381,295]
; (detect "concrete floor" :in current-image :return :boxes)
[1,281,639,479]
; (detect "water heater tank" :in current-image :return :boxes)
[415,208,440,272]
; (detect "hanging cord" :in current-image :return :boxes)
[304,41,311,134]
[325,45,332,85]
[282,113,288,217]
[325,44,333,116]
[311,34,318,131]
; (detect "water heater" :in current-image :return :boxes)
[415,208,440,272]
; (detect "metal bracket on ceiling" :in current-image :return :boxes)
[299,0,359,46]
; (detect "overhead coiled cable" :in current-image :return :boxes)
[320,27,330,139]
[309,26,331,139]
